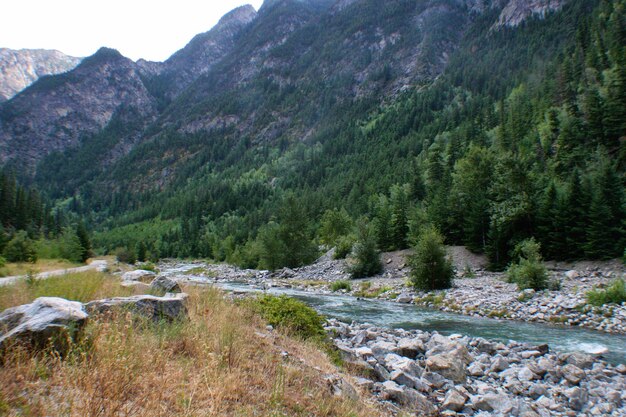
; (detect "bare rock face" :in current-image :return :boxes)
[0,297,88,353]
[0,47,158,171]
[0,48,81,101]
[85,293,188,322]
[495,0,570,27]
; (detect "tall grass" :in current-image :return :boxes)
[587,279,626,306]
[0,271,133,311]
[0,277,383,416]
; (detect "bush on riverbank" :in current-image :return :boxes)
[506,239,548,291]
[247,294,326,342]
[409,226,454,291]
[349,220,383,278]
[331,280,352,292]
[587,279,626,306]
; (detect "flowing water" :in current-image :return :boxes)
[166,265,626,365]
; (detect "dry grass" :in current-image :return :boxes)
[0,276,386,417]
[0,259,81,278]
[0,271,134,311]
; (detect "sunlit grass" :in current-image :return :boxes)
[0,259,81,278]
[0,271,134,311]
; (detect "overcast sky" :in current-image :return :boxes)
[0,0,264,62]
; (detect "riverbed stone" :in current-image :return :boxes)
[562,364,585,385]
[425,353,467,383]
[443,389,468,412]
[381,381,437,415]
[490,355,510,372]
[563,352,595,369]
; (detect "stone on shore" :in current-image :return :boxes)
[0,297,88,353]
[85,293,188,322]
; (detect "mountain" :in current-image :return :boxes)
[0,0,623,267]
[0,48,157,172]
[0,48,81,101]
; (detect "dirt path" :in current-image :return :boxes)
[0,260,108,287]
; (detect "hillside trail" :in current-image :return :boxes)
[0,260,108,287]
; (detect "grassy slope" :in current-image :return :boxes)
[0,272,386,416]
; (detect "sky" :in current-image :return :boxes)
[0,0,264,62]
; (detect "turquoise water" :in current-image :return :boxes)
[214,281,626,365]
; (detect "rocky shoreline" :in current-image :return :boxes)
[159,248,626,336]
[325,319,626,416]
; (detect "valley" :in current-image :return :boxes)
[0,0,624,415]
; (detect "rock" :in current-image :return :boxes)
[0,297,88,353]
[473,392,515,413]
[563,386,588,411]
[422,371,449,389]
[149,276,182,294]
[371,340,397,358]
[390,370,419,389]
[565,270,580,279]
[562,364,585,385]
[396,293,412,303]
[325,375,358,401]
[354,377,374,391]
[426,353,467,383]
[528,383,547,399]
[476,339,497,354]
[489,355,510,372]
[381,381,436,415]
[85,293,188,322]
[521,350,541,359]
[384,354,422,378]
[577,343,609,356]
[121,270,156,283]
[518,366,537,381]
[396,337,424,358]
[616,364,626,375]
[442,389,468,412]
[468,363,484,377]
[563,352,595,369]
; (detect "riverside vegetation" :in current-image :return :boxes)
[0,271,384,416]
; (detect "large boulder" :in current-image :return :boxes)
[0,297,88,353]
[149,276,182,294]
[85,293,188,322]
[121,270,156,283]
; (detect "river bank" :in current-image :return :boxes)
[158,247,626,336]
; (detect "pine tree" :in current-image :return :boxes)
[76,222,92,263]
[389,185,409,250]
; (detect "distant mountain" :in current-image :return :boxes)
[1,0,622,265]
[0,48,81,101]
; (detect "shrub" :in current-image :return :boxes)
[330,280,351,292]
[248,295,326,341]
[587,279,626,306]
[3,231,37,263]
[115,247,137,264]
[0,256,5,268]
[409,226,454,291]
[506,238,548,291]
[349,220,382,278]
[333,235,354,260]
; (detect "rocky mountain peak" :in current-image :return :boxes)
[0,48,81,101]
[495,0,570,27]
[218,4,258,27]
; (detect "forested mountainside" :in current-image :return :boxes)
[0,48,81,101]
[0,0,624,270]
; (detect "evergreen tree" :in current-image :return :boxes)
[76,222,93,263]
[409,226,454,291]
[389,185,409,250]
